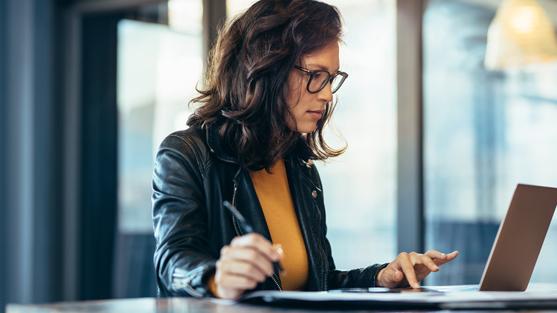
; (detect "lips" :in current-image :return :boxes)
[306,110,324,118]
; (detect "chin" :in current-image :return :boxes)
[297,124,318,134]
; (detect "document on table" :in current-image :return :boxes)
[239,289,557,309]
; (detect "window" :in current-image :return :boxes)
[227,0,257,17]
[424,0,557,285]
[117,2,203,233]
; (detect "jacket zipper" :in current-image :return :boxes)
[270,274,282,291]
[231,182,242,235]
[232,181,238,206]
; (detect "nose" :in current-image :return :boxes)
[317,80,333,102]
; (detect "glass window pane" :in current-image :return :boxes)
[117,5,203,233]
[424,0,557,285]
[318,0,397,269]
[227,0,257,18]
[226,0,397,269]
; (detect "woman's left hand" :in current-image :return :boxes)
[376,250,459,289]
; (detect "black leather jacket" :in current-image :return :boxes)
[152,124,386,297]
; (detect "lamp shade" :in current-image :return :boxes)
[485,0,557,70]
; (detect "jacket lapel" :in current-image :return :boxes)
[232,169,273,241]
[285,157,325,291]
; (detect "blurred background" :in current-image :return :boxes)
[1,0,556,310]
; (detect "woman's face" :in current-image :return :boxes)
[286,41,340,134]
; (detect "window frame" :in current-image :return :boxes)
[396,0,426,253]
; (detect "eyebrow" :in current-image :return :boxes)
[306,63,341,73]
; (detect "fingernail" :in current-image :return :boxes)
[273,244,284,258]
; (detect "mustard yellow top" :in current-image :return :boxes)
[249,159,309,291]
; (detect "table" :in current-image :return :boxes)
[7,297,557,313]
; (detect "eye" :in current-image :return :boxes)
[311,71,325,80]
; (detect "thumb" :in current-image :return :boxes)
[392,269,404,282]
[381,268,404,287]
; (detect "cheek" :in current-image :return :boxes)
[290,95,320,133]
[286,76,302,107]
[285,77,305,121]
[291,94,311,115]
[287,90,310,124]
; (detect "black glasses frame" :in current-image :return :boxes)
[294,65,348,94]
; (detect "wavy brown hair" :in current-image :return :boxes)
[187,0,345,170]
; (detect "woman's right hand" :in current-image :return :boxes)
[213,233,282,299]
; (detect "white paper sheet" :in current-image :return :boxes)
[240,284,557,309]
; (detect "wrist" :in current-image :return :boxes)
[373,263,389,287]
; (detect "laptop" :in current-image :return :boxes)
[423,183,557,292]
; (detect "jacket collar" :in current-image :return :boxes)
[204,123,238,164]
[203,122,314,166]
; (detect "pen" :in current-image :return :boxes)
[222,201,284,274]
[328,287,396,293]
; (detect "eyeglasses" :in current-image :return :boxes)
[294,65,348,94]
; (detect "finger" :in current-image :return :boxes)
[446,250,459,260]
[217,259,267,283]
[398,253,420,288]
[414,254,439,272]
[231,234,280,261]
[435,250,460,266]
[215,271,258,290]
[273,244,285,259]
[425,249,447,260]
[440,251,459,264]
[215,287,243,300]
[220,246,274,276]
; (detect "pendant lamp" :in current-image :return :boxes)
[485,0,557,70]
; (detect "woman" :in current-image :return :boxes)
[152,0,458,299]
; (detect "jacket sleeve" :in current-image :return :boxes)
[311,165,389,289]
[152,134,216,297]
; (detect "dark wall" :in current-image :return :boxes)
[1,0,7,311]
[78,13,120,300]
[1,0,63,308]
[30,0,63,303]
